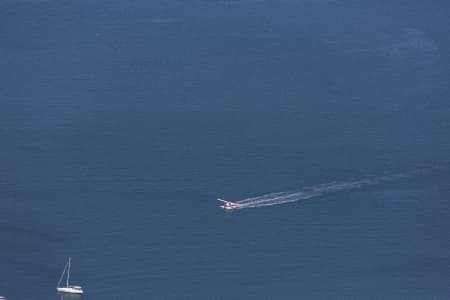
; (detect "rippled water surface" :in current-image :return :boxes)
[1,1,450,299]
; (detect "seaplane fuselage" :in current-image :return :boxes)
[218,198,240,210]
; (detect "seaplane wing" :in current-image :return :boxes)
[217,198,240,210]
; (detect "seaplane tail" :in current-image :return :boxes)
[217,198,240,210]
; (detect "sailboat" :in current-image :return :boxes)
[56,257,84,295]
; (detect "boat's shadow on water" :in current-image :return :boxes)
[58,294,82,300]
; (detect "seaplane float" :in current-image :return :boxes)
[217,198,241,210]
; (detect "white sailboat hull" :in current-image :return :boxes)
[57,286,83,294]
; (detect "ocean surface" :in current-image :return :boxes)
[1,0,450,299]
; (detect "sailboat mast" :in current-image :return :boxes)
[67,257,71,287]
[57,259,69,288]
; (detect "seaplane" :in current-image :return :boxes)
[217,198,241,210]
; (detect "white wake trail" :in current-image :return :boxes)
[236,171,419,209]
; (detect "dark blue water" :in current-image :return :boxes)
[1,0,450,299]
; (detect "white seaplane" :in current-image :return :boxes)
[217,198,241,210]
